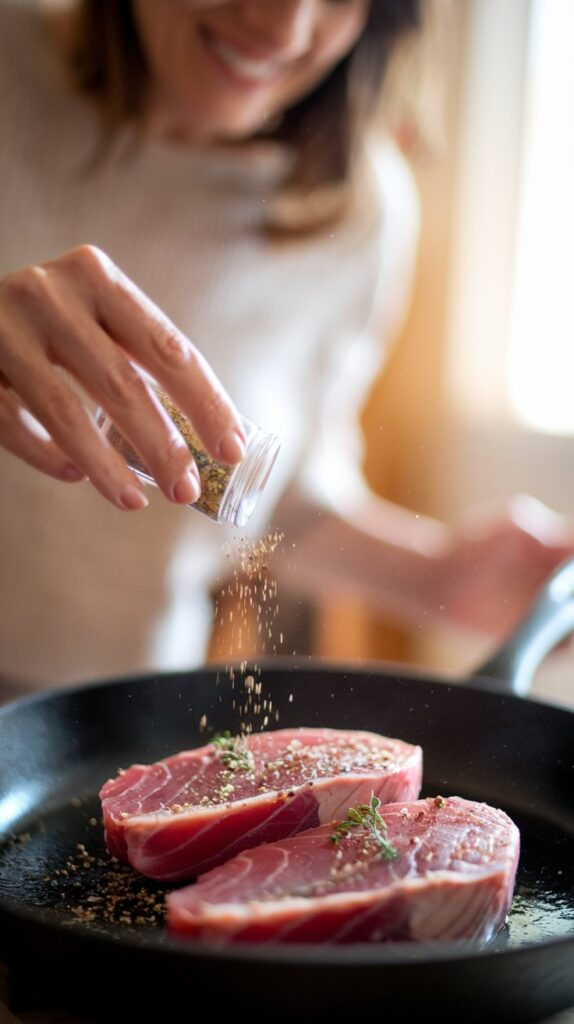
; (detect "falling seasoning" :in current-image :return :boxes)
[96,387,279,526]
[208,529,286,734]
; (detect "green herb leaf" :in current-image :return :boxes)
[330,794,398,860]
[212,731,253,772]
[212,730,233,748]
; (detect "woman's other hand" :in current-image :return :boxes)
[0,245,246,510]
[432,495,574,638]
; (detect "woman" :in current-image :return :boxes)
[0,0,571,691]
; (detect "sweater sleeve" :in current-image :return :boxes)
[280,139,421,523]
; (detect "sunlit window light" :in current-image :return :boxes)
[507,0,574,434]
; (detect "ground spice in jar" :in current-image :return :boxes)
[98,385,279,526]
[159,393,237,520]
[106,407,233,522]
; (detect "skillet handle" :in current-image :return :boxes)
[468,558,574,697]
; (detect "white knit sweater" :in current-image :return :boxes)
[0,0,419,687]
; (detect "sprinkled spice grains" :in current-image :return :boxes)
[96,386,280,526]
[47,845,169,929]
[161,733,395,813]
[208,529,286,735]
[38,739,392,928]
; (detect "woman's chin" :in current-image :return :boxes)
[183,106,273,144]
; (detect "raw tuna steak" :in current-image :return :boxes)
[167,796,520,944]
[100,728,422,881]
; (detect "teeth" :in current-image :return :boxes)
[208,36,278,82]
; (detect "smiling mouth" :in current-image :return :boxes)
[200,27,285,88]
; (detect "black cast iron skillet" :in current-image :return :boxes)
[0,563,573,1023]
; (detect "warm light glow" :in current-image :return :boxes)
[507,0,574,434]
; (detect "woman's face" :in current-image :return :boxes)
[132,0,370,142]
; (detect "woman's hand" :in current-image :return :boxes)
[431,495,574,639]
[274,489,574,647]
[0,245,246,510]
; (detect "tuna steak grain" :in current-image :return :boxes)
[99,728,422,881]
[167,796,520,944]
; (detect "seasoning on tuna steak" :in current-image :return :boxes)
[167,796,520,944]
[99,728,422,881]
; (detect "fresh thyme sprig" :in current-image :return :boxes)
[212,731,253,772]
[330,794,398,860]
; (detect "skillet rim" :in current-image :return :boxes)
[1,653,573,712]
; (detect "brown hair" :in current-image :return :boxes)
[69,1,423,227]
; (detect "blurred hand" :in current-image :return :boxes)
[432,495,574,638]
[0,245,246,510]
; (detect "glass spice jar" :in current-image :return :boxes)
[96,388,280,527]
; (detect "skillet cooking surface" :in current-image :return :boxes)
[0,664,573,1020]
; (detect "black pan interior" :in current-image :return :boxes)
[0,663,573,1018]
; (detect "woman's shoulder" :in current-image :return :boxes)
[309,135,419,275]
[355,136,421,308]
[361,135,420,243]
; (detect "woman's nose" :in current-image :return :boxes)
[238,0,317,57]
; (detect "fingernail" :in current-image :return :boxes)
[120,484,149,510]
[218,429,246,464]
[61,463,85,482]
[173,469,201,505]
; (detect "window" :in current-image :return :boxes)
[444,0,574,434]
[507,0,574,434]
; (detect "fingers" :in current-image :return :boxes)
[0,329,149,510]
[61,246,247,464]
[0,292,147,507]
[461,496,574,577]
[506,494,574,547]
[38,299,202,505]
[0,388,86,482]
[0,246,248,510]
